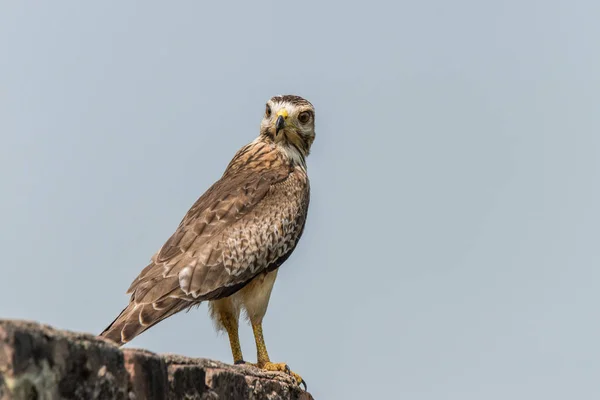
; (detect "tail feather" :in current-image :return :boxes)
[99,297,193,345]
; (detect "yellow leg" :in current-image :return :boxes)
[220,311,244,364]
[251,321,271,366]
[251,321,306,389]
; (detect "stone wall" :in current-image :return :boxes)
[0,320,313,400]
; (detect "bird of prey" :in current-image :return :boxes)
[99,95,315,387]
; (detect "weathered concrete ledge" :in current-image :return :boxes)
[0,320,313,400]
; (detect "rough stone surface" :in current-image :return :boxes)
[0,320,313,400]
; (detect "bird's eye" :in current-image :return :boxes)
[298,111,311,124]
[265,105,272,118]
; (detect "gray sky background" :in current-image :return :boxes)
[1,2,599,399]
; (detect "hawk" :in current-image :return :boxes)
[99,95,315,387]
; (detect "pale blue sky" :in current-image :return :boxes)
[1,1,599,399]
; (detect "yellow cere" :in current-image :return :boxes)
[276,109,288,119]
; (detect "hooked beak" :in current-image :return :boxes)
[275,115,285,134]
[275,109,288,134]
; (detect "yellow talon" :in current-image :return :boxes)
[246,322,306,389]
[260,362,306,390]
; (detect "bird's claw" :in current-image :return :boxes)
[299,378,307,391]
[282,364,306,389]
[257,362,306,390]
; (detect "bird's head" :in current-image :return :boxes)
[260,95,316,161]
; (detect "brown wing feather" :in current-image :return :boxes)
[100,141,310,344]
[99,293,191,345]
[127,145,293,299]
